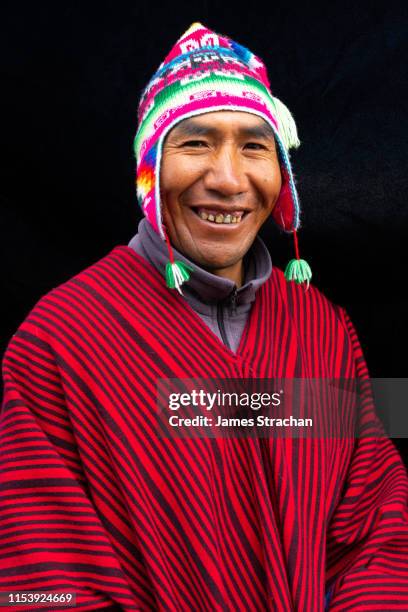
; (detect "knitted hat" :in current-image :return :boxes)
[134,22,312,292]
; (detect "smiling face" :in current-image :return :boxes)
[160,111,282,286]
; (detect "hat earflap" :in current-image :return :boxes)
[270,101,312,289]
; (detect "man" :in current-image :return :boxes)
[1,22,408,612]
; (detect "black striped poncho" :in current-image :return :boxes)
[1,245,408,611]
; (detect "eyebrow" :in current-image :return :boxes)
[171,119,276,142]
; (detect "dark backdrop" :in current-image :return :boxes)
[1,0,407,462]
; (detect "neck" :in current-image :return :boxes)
[205,259,244,288]
[128,218,274,305]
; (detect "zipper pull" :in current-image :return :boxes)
[230,287,238,315]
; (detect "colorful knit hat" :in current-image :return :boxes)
[134,22,312,292]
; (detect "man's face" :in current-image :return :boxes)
[160,111,282,276]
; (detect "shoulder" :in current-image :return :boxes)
[269,264,349,330]
[269,269,371,377]
[266,266,360,377]
[5,246,160,348]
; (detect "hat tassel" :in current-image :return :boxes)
[164,232,193,295]
[284,230,312,289]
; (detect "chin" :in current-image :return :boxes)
[183,243,245,270]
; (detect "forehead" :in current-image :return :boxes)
[167,111,276,140]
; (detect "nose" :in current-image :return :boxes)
[203,145,248,197]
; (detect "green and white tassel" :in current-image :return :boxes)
[165,260,194,295]
[164,231,193,295]
[284,230,312,289]
[271,96,301,150]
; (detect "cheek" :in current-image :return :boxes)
[270,172,282,197]
[160,161,181,199]
[160,155,204,201]
[255,168,282,206]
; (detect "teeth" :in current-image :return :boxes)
[198,209,244,224]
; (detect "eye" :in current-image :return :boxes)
[244,142,267,150]
[181,140,208,148]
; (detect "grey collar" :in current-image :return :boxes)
[128,218,272,315]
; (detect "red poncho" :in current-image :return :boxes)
[1,246,408,611]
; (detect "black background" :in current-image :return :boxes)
[1,1,407,463]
